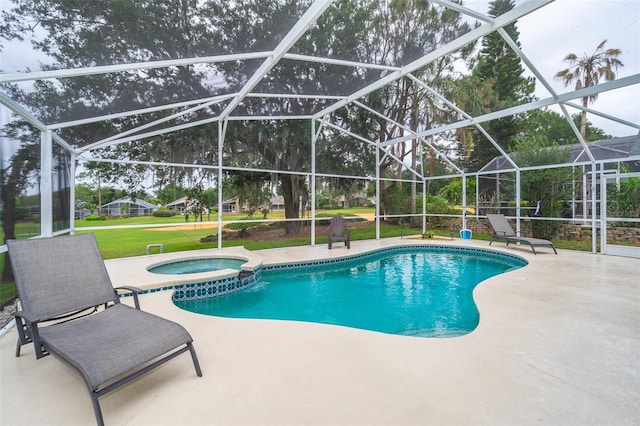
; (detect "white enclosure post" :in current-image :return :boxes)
[496,172,500,207]
[40,130,53,237]
[422,179,427,235]
[515,170,521,235]
[217,120,226,250]
[571,167,576,220]
[475,177,480,218]
[310,119,317,246]
[591,163,597,254]
[599,165,607,254]
[462,175,467,230]
[375,144,380,240]
[582,165,588,222]
[70,151,76,234]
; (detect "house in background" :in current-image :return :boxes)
[221,197,238,213]
[101,197,158,217]
[166,196,188,214]
[166,196,214,216]
[337,194,372,208]
[75,208,92,220]
[270,195,285,211]
[166,196,238,214]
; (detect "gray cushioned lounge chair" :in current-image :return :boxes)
[8,234,202,426]
[486,214,557,255]
[328,215,351,249]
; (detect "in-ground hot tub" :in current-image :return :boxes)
[142,254,263,302]
[148,257,247,275]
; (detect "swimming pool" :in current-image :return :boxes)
[149,257,247,275]
[174,247,526,338]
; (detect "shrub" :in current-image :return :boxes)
[438,179,476,205]
[153,208,174,217]
[238,226,249,238]
[200,234,216,243]
[85,215,103,221]
[15,206,30,221]
[381,184,410,224]
[422,195,452,214]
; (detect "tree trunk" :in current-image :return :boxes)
[1,157,21,284]
[378,146,387,220]
[395,139,405,184]
[410,91,420,215]
[280,174,301,235]
[97,175,102,215]
[410,142,417,215]
[580,96,588,139]
[55,155,71,229]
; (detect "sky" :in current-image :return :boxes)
[468,0,640,137]
[1,0,639,138]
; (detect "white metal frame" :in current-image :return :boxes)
[0,0,638,255]
[599,171,640,258]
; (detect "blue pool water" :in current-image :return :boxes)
[174,249,525,337]
[149,258,246,275]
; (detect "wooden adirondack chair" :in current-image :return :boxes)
[328,215,351,249]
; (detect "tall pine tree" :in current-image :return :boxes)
[467,0,534,172]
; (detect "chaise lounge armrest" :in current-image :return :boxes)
[14,308,44,358]
[114,286,143,309]
[14,308,41,325]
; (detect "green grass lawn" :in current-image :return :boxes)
[68,207,380,258]
[72,207,376,229]
[0,279,16,306]
[77,221,411,259]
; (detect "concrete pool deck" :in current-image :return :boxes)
[1,237,638,425]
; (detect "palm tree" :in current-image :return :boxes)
[555,39,623,139]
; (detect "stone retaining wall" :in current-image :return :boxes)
[551,223,640,244]
[430,217,640,245]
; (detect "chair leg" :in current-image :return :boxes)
[14,317,27,357]
[90,392,105,426]
[188,342,203,377]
